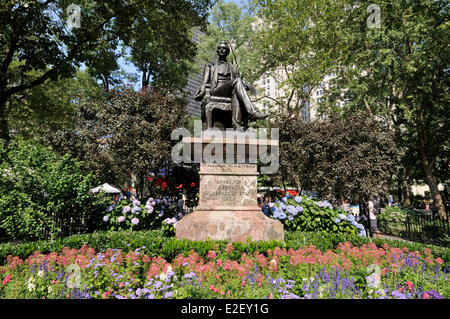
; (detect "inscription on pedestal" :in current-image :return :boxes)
[200,176,254,204]
[200,163,257,175]
[199,163,258,207]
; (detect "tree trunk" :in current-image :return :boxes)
[400,169,411,207]
[0,98,10,146]
[417,130,446,219]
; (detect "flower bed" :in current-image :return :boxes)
[1,240,448,299]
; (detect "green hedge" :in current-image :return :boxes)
[1,230,449,266]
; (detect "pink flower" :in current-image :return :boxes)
[220,290,225,296]
[119,283,125,288]
[207,251,217,259]
[214,287,219,293]
[435,258,443,265]
[423,292,429,299]
[241,280,245,287]
[268,292,273,299]
[209,284,215,291]
[406,281,413,292]
[142,255,151,263]
[216,259,222,267]
[2,274,11,286]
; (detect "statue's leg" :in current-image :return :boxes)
[232,77,255,114]
[232,78,268,122]
[231,94,244,129]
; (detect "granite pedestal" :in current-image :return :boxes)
[175,136,284,242]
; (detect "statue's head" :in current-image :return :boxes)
[216,41,230,58]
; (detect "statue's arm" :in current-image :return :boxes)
[194,64,211,101]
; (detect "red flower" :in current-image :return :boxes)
[161,182,167,190]
[190,182,195,187]
[175,184,182,189]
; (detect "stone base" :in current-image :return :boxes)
[175,209,284,242]
[175,140,283,243]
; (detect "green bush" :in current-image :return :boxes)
[2,229,449,266]
[101,196,182,236]
[0,140,109,241]
[263,195,365,237]
[377,206,408,236]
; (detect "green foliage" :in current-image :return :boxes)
[8,69,103,141]
[1,229,449,268]
[0,0,214,143]
[274,113,399,201]
[43,86,188,197]
[0,140,108,241]
[255,0,449,217]
[265,195,364,237]
[377,206,408,237]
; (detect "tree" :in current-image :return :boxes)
[42,86,188,200]
[274,111,399,203]
[0,0,213,144]
[256,0,449,218]
[8,69,103,140]
[123,0,213,91]
[0,139,108,240]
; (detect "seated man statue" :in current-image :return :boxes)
[194,41,268,130]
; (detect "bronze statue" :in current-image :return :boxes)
[194,41,268,131]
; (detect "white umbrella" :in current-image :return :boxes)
[90,183,121,194]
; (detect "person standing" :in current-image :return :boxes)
[368,198,380,239]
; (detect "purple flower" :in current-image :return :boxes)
[154,281,162,289]
[164,291,173,298]
[281,293,300,299]
[294,196,302,203]
[117,216,125,223]
[123,206,131,213]
[184,272,196,279]
[103,215,109,222]
[133,199,141,206]
[286,205,297,215]
[131,218,139,225]
[131,206,140,214]
[426,290,444,299]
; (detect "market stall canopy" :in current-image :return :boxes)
[90,183,121,194]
